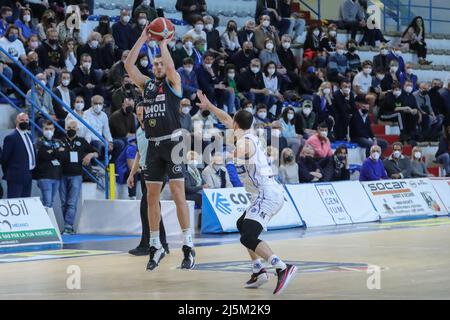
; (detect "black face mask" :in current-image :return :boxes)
[48,39,58,46]
[244,49,252,55]
[246,29,253,35]
[28,61,38,69]
[124,83,133,91]
[285,155,294,162]
[361,109,369,114]
[202,110,210,117]
[81,14,89,21]
[67,129,77,138]
[337,155,347,161]
[125,106,134,114]
[348,47,356,53]
[18,122,29,131]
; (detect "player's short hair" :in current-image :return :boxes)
[233,110,253,130]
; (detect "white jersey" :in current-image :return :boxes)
[235,132,278,195]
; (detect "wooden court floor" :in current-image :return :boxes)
[1,223,450,300]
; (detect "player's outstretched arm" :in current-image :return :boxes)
[125,26,150,91]
[197,90,234,129]
[160,38,181,93]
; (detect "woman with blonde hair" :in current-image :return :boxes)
[313,81,335,132]
[411,146,432,177]
[279,148,299,184]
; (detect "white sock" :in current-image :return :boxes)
[269,255,286,271]
[182,228,193,248]
[150,231,161,249]
[252,259,263,273]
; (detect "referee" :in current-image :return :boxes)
[127,107,169,256]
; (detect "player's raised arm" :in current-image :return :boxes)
[160,38,182,93]
[124,26,150,91]
[197,90,234,129]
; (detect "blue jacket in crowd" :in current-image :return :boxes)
[359,158,388,181]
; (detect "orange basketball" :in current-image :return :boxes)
[147,17,175,42]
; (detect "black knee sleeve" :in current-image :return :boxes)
[239,219,263,252]
[236,212,246,232]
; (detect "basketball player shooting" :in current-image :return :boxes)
[196,91,297,295]
[125,19,195,271]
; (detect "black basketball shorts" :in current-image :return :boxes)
[144,140,184,183]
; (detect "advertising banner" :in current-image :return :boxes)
[201,187,303,233]
[361,178,448,219]
[0,197,61,252]
[285,182,379,227]
[430,179,450,213]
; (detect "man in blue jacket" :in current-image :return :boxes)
[360,145,388,181]
[1,113,36,198]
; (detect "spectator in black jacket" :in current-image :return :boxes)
[34,121,65,208]
[100,33,121,71]
[237,19,256,48]
[372,43,390,73]
[439,81,450,126]
[184,151,206,207]
[109,97,137,146]
[230,41,257,73]
[195,51,226,105]
[204,15,226,56]
[333,78,356,141]
[112,9,134,55]
[60,120,99,234]
[52,70,75,126]
[278,34,298,82]
[176,0,207,26]
[36,27,64,73]
[236,58,267,105]
[350,95,388,156]
[313,81,335,132]
[77,31,102,74]
[435,125,450,176]
[70,53,106,109]
[297,144,324,182]
[429,79,445,117]
[131,11,149,46]
[332,145,350,181]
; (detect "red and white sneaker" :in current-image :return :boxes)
[244,269,269,289]
[273,264,298,295]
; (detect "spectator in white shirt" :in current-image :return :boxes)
[185,17,207,44]
[353,60,373,99]
[63,38,77,72]
[221,20,241,55]
[84,95,124,162]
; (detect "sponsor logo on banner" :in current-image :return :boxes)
[429,179,450,212]
[0,198,61,249]
[315,184,353,224]
[362,179,448,219]
[212,192,233,215]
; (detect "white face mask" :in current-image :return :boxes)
[393,90,402,97]
[265,42,274,50]
[342,88,351,95]
[363,68,372,75]
[251,66,260,74]
[122,16,130,23]
[93,104,103,113]
[228,72,235,79]
[140,59,149,68]
[195,24,204,32]
[204,63,212,69]
[23,15,31,22]
[258,112,267,119]
[39,79,47,86]
[323,88,331,95]
[205,24,213,31]
[139,18,148,26]
[90,40,99,49]
[406,68,413,75]
[256,128,264,136]
[148,40,157,48]
[320,130,328,138]
[244,107,253,114]
[313,30,320,36]
[371,152,380,160]
[414,152,422,159]
[43,130,54,140]
[181,107,191,114]
[395,50,402,56]
[75,102,84,111]
[267,68,276,76]
[391,66,399,73]
[336,49,344,55]
[377,74,385,81]
[381,49,388,56]
[190,160,198,166]
[262,20,270,28]
[329,30,337,37]
[185,41,193,50]
[282,42,291,49]
[30,41,39,49]
[287,113,294,121]
[302,107,312,116]
[62,79,70,87]
[83,62,91,70]
[405,86,413,94]
[272,129,281,137]
[184,66,193,73]
[393,150,402,158]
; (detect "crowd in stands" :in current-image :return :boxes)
[0,0,449,233]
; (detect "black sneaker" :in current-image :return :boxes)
[128,246,150,256]
[162,243,170,255]
[181,245,195,269]
[245,269,269,289]
[273,264,298,295]
[146,246,166,271]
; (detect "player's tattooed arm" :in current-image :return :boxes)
[125,24,150,91]
[196,90,234,129]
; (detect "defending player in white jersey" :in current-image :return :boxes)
[197,91,297,295]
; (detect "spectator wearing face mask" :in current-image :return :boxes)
[134,0,158,24]
[94,16,112,37]
[62,38,77,73]
[373,43,390,73]
[178,57,199,101]
[65,96,90,141]
[332,145,350,181]
[296,99,316,139]
[174,35,196,69]
[401,80,421,142]
[254,14,280,51]
[278,107,302,156]
[327,42,349,83]
[25,73,57,127]
[371,68,389,99]
[410,146,432,178]
[196,51,228,107]
[108,50,130,91]
[221,64,240,115]
[179,98,193,132]
[75,4,91,45]
[345,39,361,76]
[176,0,208,26]
[191,107,219,150]
[359,145,388,181]
[34,121,65,208]
[111,75,141,113]
[202,153,233,189]
[306,122,333,159]
[15,8,37,42]
[112,9,134,55]
[303,25,322,59]
[387,46,406,74]
[36,27,65,74]
[221,20,240,55]
[84,95,122,162]
[414,82,444,141]
[60,120,98,234]
[101,34,121,71]
[71,54,106,109]
[297,144,323,183]
[353,60,373,99]
[77,31,102,74]
[313,81,335,132]
[230,41,257,73]
[439,81,450,126]
[382,60,405,91]
[350,95,388,157]
[259,37,282,67]
[238,19,256,48]
[136,52,153,78]
[204,15,226,57]
[428,79,445,120]
[109,97,137,147]
[56,11,81,46]
[0,26,27,77]
[333,78,356,141]
[236,58,269,105]
[277,34,298,82]
[404,64,418,91]
[383,142,412,179]
[435,125,450,177]
[52,70,75,122]
[131,11,150,46]
[279,147,299,184]
[338,0,366,40]
[184,150,207,208]
[0,6,13,38]
[186,17,207,44]
[320,24,338,54]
